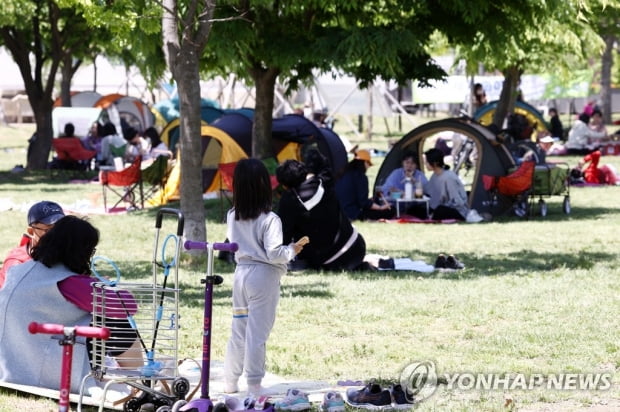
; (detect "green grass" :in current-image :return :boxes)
[0,121,619,411]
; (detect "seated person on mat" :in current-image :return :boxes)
[576,150,620,185]
[565,113,607,155]
[276,151,367,271]
[0,200,65,288]
[424,148,483,222]
[0,216,141,393]
[335,150,395,221]
[380,151,428,198]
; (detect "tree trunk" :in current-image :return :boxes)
[28,101,54,170]
[60,54,73,107]
[162,0,215,244]
[492,66,521,130]
[600,35,614,124]
[251,65,280,159]
[176,51,207,243]
[1,8,63,170]
[366,88,373,141]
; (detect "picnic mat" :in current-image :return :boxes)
[364,254,435,272]
[394,216,459,224]
[0,359,339,409]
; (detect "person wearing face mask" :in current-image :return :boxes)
[0,201,65,288]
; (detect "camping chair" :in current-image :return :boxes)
[482,161,535,218]
[142,155,172,205]
[50,138,96,178]
[99,156,143,212]
[110,143,127,159]
[217,160,280,220]
[218,162,237,220]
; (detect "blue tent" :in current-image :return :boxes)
[154,97,224,124]
[271,114,348,177]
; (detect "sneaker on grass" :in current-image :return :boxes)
[274,388,311,411]
[345,383,391,409]
[389,384,415,409]
[321,391,345,412]
[446,255,465,270]
[224,395,256,411]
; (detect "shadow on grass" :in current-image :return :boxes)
[343,249,614,280]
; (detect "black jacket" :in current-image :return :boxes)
[277,175,358,268]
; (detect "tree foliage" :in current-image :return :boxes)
[444,0,606,128]
[0,0,155,169]
[201,0,448,158]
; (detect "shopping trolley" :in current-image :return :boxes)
[78,208,189,412]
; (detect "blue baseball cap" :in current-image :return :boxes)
[27,201,65,225]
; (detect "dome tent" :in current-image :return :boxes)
[374,118,517,216]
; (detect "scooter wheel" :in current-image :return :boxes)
[156,406,172,412]
[171,400,187,412]
[214,402,229,412]
[172,376,191,398]
[123,398,143,412]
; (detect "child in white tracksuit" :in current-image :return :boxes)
[224,159,304,396]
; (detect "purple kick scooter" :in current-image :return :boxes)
[172,240,238,412]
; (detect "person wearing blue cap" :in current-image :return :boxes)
[0,200,65,288]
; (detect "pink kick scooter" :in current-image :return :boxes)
[28,322,110,412]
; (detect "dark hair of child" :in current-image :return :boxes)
[233,158,273,221]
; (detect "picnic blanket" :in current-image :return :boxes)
[364,254,435,272]
[392,216,459,224]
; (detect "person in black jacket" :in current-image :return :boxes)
[548,108,564,140]
[276,150,367,271]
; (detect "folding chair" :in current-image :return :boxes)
[482,161,535,217]
[142,155,172,205]
[218,162,237,220]
[50,138,96,179]
[217,160,280,220]
[99,156,143,212]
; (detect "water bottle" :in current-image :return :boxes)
[404,177,413,200]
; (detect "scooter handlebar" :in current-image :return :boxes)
[28,322,110,339]
[184,240,239,252]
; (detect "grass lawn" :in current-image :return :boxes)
[0,119,619,411]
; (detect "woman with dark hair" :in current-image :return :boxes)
[99,121,126,166]
[0,216,140,393]
[471,83,487,112]
[424,148,482,222]
[224,158,305,395]
[143,127,172,160]
[335,150,394,221]
[276,151,367,271]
